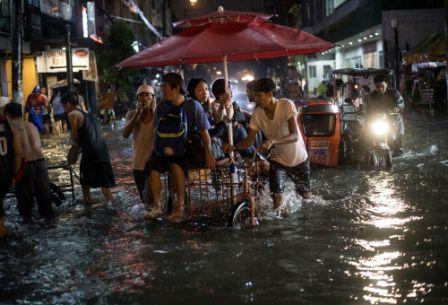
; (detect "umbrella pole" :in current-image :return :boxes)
[223,55,236,205]
[223,56,233,148]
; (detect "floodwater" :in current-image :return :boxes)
[1,113,447,305]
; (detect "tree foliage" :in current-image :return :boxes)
[96,21,136,93]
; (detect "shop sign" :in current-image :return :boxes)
[36,48,90,73]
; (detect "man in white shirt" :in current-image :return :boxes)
[223,78,311,211]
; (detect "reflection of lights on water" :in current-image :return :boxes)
[355,239,390,251]
[350,175,437,304]
[357,251,401,270]
[365,176,419,229]
[352,176,415,304]
[351,251,402,304]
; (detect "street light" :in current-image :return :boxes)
[190,0,198,6]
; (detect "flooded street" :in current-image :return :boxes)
[1,113,447,305]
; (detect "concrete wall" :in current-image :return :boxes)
[6,57,39,105]
[335,39,383,69]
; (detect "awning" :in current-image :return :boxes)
[404,32,447,64]
[331,68,391,77]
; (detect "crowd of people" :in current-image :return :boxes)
[0,72,312,238]
[24,85,88,137]
[124,73,311,222]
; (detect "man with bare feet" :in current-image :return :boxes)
[147,73,215,223]
[63,93,115,205]
[123,84,155,209]
[223,78,310,214]
[4,102,54,222]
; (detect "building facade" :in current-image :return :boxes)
[300,0,444,94]
[0,0,172,108]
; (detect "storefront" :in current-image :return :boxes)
[304,25,383,94]
[402,32,447,113]
[35,47,98,109]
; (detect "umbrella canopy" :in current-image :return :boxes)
[173,9,271,28]
[116,9,334,68]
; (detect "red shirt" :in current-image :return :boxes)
[26,93,46,112]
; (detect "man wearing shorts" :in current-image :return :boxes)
[224,78,311,212]
[63,93,115,205]
[51,88,68,135]
[147,73,215,222]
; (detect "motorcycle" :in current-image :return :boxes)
[341,110,399,169]
[364,112,399,169]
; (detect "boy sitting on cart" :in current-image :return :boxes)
[223,78,311,214]
[146,73,215,223]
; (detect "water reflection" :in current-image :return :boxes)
[348,173,433,304]
[364,174,419,229]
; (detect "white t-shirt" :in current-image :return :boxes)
[249,98,308,167]
[126,111,154,171]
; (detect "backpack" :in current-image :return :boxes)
[154,104,188,157]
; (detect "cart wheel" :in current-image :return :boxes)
[229,201,253,228]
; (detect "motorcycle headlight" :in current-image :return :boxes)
[371,119,389,135]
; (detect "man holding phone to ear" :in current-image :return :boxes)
[123,84,156,207]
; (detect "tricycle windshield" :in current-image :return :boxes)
[301,114,337,137]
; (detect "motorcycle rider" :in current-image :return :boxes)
[365,74,405,156]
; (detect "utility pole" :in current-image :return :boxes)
[11,0,25,105]
[65,23,74,93]
[445,0,448,113]
[391,18,400,90]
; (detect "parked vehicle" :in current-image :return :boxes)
[298,99,341,167]
[339,103,364,163]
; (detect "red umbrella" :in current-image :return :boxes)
[116,8,334,68]
[172,9,271,28]
[117,8,333,198]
